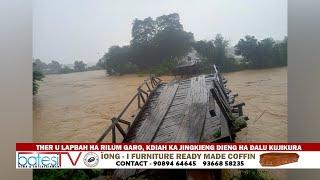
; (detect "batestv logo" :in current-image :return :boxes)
[17,152,82,169]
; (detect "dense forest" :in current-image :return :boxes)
[99,13,287,75]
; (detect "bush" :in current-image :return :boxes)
[59,66,74,74]
[149,58,177,76]
[33,169,103,180]
[239,170,266,180]
[33,63,44,95]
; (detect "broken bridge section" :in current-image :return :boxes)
[97,65,248,179]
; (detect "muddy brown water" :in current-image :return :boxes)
[33,67,287,143]
[225,67,287,142]
[33,71,172,142]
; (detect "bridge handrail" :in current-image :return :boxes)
[96,76,162,143]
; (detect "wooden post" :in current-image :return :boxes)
[96,120,117,143]
[152,78,158,86]
[138,93,141,108]
[112,118,116,143]
[145,81,151,92]
[140,92,146,104]
[116,123,127,137]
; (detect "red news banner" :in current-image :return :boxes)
[16,143,320,169]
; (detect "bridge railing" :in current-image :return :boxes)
[210,64,248,139]
[96,76,162,143]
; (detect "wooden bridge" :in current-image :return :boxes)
[97,65,248,179]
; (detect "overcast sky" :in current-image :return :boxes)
[33,0,287,64]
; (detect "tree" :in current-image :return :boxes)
[96,58,106,69]
[236,35,287,69]
[103,13,194,75]
[33,59,47,73]
[105,45,137,75]
[213,34,229,67]
[155,13,183,31]
[258,38,275,67]
[131,17,156,46]
[194,34,235,72]
[60,66,73,74]
[33,63,44,95]
[273,36,287,66]
[193,40,214,61]
[130,13,194,69]
[74,61,86,72]
[47,60,62,74]
[235,35,260,68]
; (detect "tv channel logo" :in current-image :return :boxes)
[17,152,82,169]
[17,152,59,168]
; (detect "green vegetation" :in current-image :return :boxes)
[33,169,103,180]
[32,59,104,94]
[233,116,247,132]
[230,170,272,180]
[194,34,287,73]
[33,13,287,76]
[33,62,44,95]
[213,128,221,138]
[98,13,287,76]
[33,59,103,75]
[74,61,86,72]
[194,34,242,73]
[147,58,177,76]
[102,13,194,75]
[235,36,287,69]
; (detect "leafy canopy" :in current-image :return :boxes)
[103,13,194,75]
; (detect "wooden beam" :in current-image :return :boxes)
[118,119,130,126]
[210,81,234,141]
[112,118,116,143]
[145,82,151,92]
[138,94,141,108]
[97,119,118,143]
[116,123,127,137]
[118,93,139,119]
[139,88,149,97]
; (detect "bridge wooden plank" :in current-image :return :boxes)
[122,85,164,142]
[152,80,188,143]
[173,75,208,142]
[116,83,179,177]
[132,82,179,142]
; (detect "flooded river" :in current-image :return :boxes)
[33,67,287,143]
[33,71,172,142]
[225,67,287,142]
